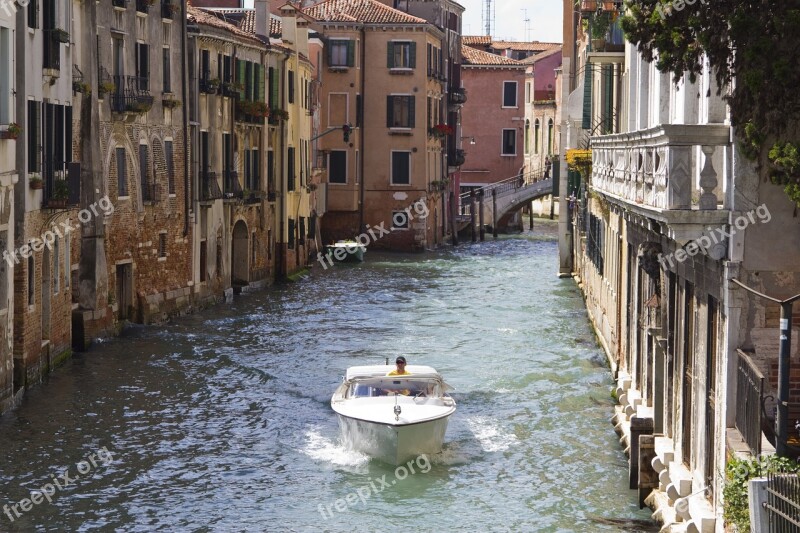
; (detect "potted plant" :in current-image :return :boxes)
[47,179,70,208]
[222,81,244,97]
[29,177,43,190]
[99,81,117,95]
[429,124,454,138]
[126,99,153,114]
[53,28,70,44]
[1,122,21,140]
[73,80,91,95]
[162,97,181,109]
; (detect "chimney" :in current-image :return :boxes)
[280,3,297,44]
[255,0,269,42]
[296,15,309,58]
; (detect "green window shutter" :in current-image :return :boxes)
[582,63,593,130]
[269,67,278,107]
[387,95,394,127]
[257,64,265,102]
[347,40,355,67]
[409,42,416,68]
[387,41,394,68]
[408,96,415,128]
[237,59,246,99]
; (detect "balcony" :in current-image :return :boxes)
[43,29,67,71]
[110,75,153,115]
[449,148,466,167]
[199,75,220,95]
[590,123,731,243]
[224,170,243,199]
[201,171,223,201]
[449,88,467,106]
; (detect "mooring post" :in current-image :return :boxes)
[529,201,534,231]
[470,190,477,243]
[492,189,498,240]
[449,191,458,246]
[479,191,485,241]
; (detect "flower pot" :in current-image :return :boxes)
[29,180,44,190]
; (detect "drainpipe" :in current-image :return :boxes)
[181,0,190,236]
[277,51,289,281]
[358,24,366,235]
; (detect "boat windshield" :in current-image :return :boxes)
[346,378,443,398]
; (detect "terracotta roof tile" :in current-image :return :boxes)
[461,45,524,67]
[304,0,427,24]
[518,46,563,64]
[490,41,562,52]
[187,6,265,46]
[463,35,492,46]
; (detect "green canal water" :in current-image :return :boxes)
[0,222,656,532]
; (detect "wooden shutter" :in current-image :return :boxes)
[408,96,415,128]
[137,43,150,90]
[288,70,294,104]
[269,67,279,107]
[356,94,362,127]
[237,59,246,99]
[64,105,72,163]
[347,40,355,67]
[387,41,394,68]
[28,101,40,173]
[582,64,593,130]
[257,64,265,102]
[386,95,394,127]
[409,42,416,68]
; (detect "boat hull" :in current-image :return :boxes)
[325,243,365,263]
[336,413,451,465]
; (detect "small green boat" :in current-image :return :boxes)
[324,241,366,263]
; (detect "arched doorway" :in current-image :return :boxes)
[232,220,249,286]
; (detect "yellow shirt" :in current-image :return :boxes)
[387,369,412,376]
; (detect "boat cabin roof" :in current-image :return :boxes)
[345,365,443,381]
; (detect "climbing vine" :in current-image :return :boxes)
[566,149,593,182]
[620,1,800,206]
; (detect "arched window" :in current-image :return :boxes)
[524,119,530,154]
[534,119,540,154]
[547,118,554,155]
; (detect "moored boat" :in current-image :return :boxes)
[331,365,456,465]
[324,241,366,263]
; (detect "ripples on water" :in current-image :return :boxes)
[0,224,656,532]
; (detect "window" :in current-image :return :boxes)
[267,150,275,193]
[525,82,531,104]
[65,233,70,288]
[328,40,354,67]
[329,151,347,184]
[165,140,174,194]
[393,0,409,10]
[139,143,149,199]
[54,238,59,294]
[269,66,278,107]
[524,120,530,154]
[162,48,171,93]
[392,211,409,230]
[158,233,167,258]
[387,95,415,129]
[299,217,306,245]
[287,147,296,191]
[0,28,11,125]
[116,147,128,196]
[547,118,554,154]
[28,0,38,29]
[534,119,540,154]
[249,149,259,191]
[200,241,207,282]
[136,43,150,91]
[391,151,410,185]
[288,218,295,249]
[288,70,295,104]
[502,81,517,107]
[28,100,41,173]
[388,41,415,69]
[501,129,516,156]
[26,254,34,306]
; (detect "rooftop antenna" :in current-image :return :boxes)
[521,8,531,41]
[482,0,494,37]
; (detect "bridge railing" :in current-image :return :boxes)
[458,166,551,203]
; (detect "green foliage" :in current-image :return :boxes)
[621,1,800,206]
[722,455,800,531]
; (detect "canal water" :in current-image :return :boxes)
[0,221,656,532]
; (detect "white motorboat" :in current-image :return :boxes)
[331,365,456,465]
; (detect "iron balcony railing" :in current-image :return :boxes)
[224,170,243,199]
[735,349,765,456]
[449,88,467,105]
[43,29,62,70]
[201,171,223,201]
[110,75,153,114]
[199,72,219,95]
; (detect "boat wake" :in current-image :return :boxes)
[301,428,369,467]
[467,416,519,452]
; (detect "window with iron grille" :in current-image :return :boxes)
[116,147,128,196]
[158,233,167,258]
[165,140,174,194]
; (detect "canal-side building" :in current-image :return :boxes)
[459,45,525,193]
[563,1,800,531]
[522,47,561,176]
[305,0,448,252]
[0,5,17,412]
[13,0,77,392]
[186,5,273,305]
